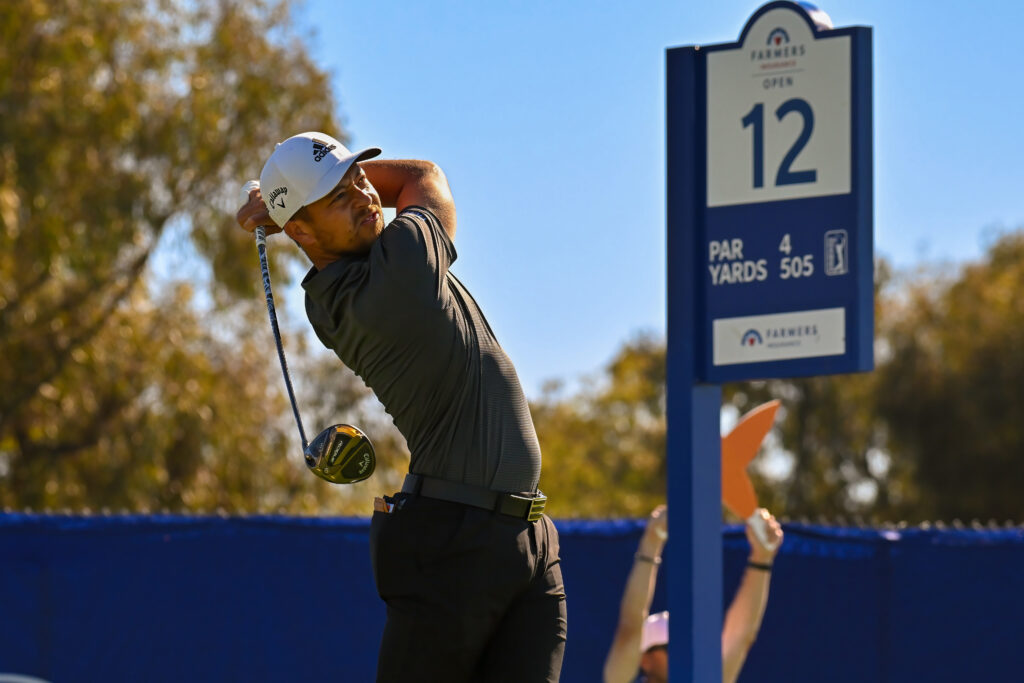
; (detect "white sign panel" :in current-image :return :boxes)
[707,8,851,207]
[713,307,846,365]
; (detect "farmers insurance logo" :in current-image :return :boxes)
[312,138,336,162]
[763,324,820,346]
[741,330,763,347]
[751,27,806,61]
[714,309,844,367]
[741,325,821,349]
[767,27,789,46]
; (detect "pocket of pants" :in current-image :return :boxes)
[373,503,434,600]
[403,498,473,573]
[542,515,562,566]
[371,508,414,596]
[369,509,387,595]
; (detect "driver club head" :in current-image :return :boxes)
[303,424,376,484]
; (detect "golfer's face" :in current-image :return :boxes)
[305,163,384,256]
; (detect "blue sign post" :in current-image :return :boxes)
[667,2,872,679]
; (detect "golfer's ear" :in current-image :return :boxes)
[284,219,314,246]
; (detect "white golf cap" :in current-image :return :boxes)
[641,611,669,652]
[259,132,381,227]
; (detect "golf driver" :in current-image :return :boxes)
[240,180,375,485]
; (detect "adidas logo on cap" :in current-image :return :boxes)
[312,138,336,162]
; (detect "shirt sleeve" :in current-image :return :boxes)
[370,206,456,299]
[302,206,457,344]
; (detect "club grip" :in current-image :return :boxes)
[240,180,268,247]
[240,179,260,204]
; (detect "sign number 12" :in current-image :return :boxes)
[741,98,817,188]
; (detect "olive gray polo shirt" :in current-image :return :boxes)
[301,206,541,493]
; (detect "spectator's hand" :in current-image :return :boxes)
[745,508,783,564]
[639,505,668,558]
[236,187,281,236]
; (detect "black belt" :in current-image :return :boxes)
[401,474,547,522]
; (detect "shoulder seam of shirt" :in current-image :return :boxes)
[398,205,436,223]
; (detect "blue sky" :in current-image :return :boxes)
[284,0,1024,397]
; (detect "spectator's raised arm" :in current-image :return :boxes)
[604,505,668,683]
[722,508,784,683]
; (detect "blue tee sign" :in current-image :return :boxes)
[664,2,872,680]
[674,0,874,383]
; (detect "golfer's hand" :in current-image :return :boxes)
[746,508,783,564]
[236,188,281,235]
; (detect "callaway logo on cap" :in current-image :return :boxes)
[259,132,381,227]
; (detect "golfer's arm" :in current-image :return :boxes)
[721,567,772,683]
[361,159,456,240]
[603,541,663,683]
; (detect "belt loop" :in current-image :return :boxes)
[402,473,425,496]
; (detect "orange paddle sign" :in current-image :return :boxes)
[721,400,781,549]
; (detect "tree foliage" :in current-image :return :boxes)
[0,0,409,514]
[534,233,1024,522]
[531,334,666,518]
[876,233,1024,522]
[4,2,1022,523]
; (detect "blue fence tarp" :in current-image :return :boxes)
[0,514,1021,682]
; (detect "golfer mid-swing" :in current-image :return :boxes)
[236,132,567,682]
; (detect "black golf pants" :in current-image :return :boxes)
[370,493,567,682]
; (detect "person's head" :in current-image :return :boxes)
[640,611,669,683]
[259,132,383,263]
[640,646,667,683]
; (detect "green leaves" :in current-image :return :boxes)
[531,334,666,517]
[5,0,1022,522]
[0,0,407,515]
[534,234,1024,522]
[877,233,1024,522]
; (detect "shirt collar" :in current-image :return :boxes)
[301,254,363,297]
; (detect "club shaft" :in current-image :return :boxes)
[255,226,309,449]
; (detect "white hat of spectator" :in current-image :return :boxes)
[641,611,669,652]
